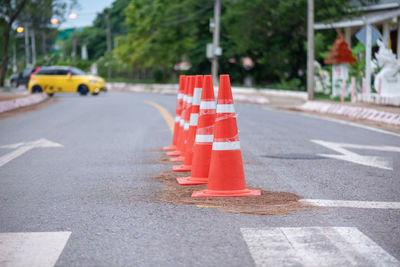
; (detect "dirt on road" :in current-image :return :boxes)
[154,169,315,216]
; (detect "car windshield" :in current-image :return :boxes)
[70,68,86,75]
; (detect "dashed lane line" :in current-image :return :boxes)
[241,227,399,266]
[0,232,71,267]
[300,199,400,209]
[144,100,174,133]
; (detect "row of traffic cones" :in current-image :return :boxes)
[163,74,261,198]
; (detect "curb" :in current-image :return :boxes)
[298,101,400,126]
[0,93,49,114]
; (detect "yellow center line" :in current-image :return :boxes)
[144,100,174,133]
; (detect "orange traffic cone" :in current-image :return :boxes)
[167,76,190,159]
[163,75,186,151]
[173,75,203,172]
[192,75,261,197]
[170,76,195,162]
[177,75,216,184]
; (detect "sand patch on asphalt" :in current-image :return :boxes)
[157,154,182,164]
[154,170,315,215]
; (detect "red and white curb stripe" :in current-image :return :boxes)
[299,101,400,126]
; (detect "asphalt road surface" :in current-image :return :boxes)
[0,91,399,266]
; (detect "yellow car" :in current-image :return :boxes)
[28,66,106,96]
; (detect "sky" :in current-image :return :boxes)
[60,0,114,29]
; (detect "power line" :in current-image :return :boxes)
[159,4,213,27]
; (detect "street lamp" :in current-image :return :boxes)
[16,27,24,33]
[68,13,77,19]
[68,13,78,63]
[51,18,59,25]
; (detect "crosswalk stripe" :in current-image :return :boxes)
[241,227,399,267]
[0,232,71,267]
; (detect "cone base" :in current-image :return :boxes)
[177,176,208,185]
[192,188,261,198]
[169,156,184,162]
[167,150,181,156]
[163,145,176,151]
[172,164,191,172]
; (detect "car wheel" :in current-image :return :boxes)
[32,85,43,93]
[47,93,54,97]
[11,80,17,88]
[78,84,89,96]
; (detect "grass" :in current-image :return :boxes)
[314,92,351,102]
[1,85,12,92]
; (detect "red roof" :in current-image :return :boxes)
[324,33,357,64]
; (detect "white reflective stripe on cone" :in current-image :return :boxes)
[180,118,184,126]
[183,95,187,102]
[189,113,199,126]
[175,116,180,122]
[195,134,214,143]
[178,93,183,100]
[212,141,240,150]
[216,104,235,113]
[200,101,216,110]
[187,97,193,104]
[184,123,189,130]
[193,88,202,105]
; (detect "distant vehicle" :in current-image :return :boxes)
[28,66,106,96]
[10,66,40,88]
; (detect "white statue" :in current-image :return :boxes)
[373,40,400,97]
[314,61,331,94]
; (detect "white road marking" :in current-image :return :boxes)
[0,139,63,168]
[241,227,399,267]
[300,199,400,209]
[0,232,71,267]
[312,139,400,170]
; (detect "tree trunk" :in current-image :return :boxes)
[0,23,12,87]
[0,0,27,87]
[41,32,47,56]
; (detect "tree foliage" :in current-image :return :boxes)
[0,0,73,86]
[115,0,207,69]
[114,0,358,86]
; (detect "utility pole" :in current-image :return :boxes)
[307,0,314,100]
[31,29,36,66]
[24,25,30,68]
[72,29,77,64]
[365,24,371,93]
[105,11,112,79]
[211,0,221,85]
[13,41,17,73]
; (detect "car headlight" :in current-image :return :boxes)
[90,79,98,83]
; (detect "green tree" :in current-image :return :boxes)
[0,0,27,86]
[222,0,358,86]
[0,0,73,86]
[63,0,130,61]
